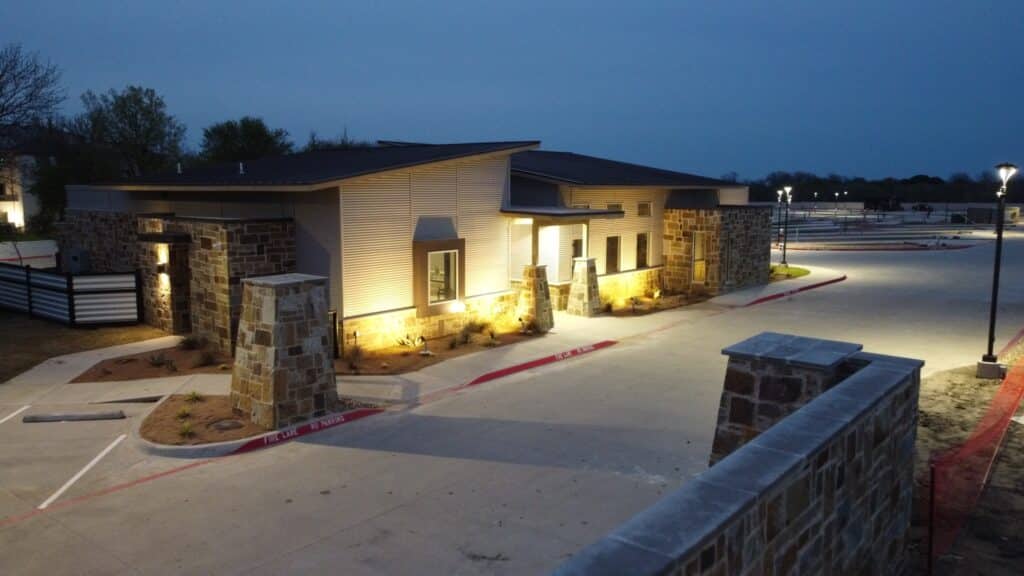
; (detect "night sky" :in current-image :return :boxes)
[3,1,1021,180]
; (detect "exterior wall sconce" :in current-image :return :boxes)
[156,262,169,275]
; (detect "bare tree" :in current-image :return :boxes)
[0,44,64,127]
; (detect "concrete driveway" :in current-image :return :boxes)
[2,236,1023,574]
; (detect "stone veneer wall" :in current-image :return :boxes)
[719,207,771,292]
[137,240,191,333]
[58,210,141,272]
[515,264,554,333]
[662,207,771,298]
[231,274,338,429]
[555,332,923,576]
[710,333,863,465]
[341,290,518,352]
[59,210,296,354]
[597,266,663,306]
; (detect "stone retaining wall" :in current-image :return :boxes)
[554,333,922,576]
[341,290,518,352]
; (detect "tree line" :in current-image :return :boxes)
[0,43,369,232]
[736,171,1008,207]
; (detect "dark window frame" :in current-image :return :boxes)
[636,232,649,268]
[413,238,466,317]
[605,235,621,274]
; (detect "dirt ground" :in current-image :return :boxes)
[72,345,231,382]
[0,309,166,384]
[909,343,1024,574]
[337,331,538,375]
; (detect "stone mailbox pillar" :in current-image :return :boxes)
[566,257,601,316]
[516,264,554,333]
[231,273,338,429]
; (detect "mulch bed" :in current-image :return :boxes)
[336,331,538,375]
[72,346,231,382]
[140,394,266,445]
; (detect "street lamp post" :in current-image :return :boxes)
[782,186,792,266]
[979,162,1017,377]
[776,189,784,247]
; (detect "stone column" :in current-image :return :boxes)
[566,257,601,317]
[709,332,864,465]
[231,273,338,429]
[515,264,554,333]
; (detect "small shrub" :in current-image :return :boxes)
[185,390,204,403]
[193,349,218,368]
[464,320,491,334]
[449,337,458,350]
[396,334,415,348]
[179,422,195,438]
[346,344,364,371]
[488,330,497,341]
[458,326,472,345]
[176,407,191,420]
[164,360,177,373]
[147,353,167,367]
[178,334,207,351]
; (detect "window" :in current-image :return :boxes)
[607,203,623,212]
[692,231,706,284]
[638,202,652,217]
[428,250,458,304]
[606,236,620,274]
[572,238,583,259]
[636,233,649,268]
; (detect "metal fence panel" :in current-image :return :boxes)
[0,262,140,326]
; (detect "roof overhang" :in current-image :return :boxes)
[501,206,624,225]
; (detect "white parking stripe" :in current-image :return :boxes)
[38,434,126,510]
[0,405,30,425]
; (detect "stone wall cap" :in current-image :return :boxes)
[243,273,328,287]
[721,331,863,369]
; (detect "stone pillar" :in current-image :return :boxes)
[566,257,601,317]
[515,264,554,333]
[709,332,865,465]
[231,273,338,429]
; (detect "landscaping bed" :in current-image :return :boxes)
[140,393,380,445]
[72,339,230,382]
[336,328,539,375]
[769,264,811,282]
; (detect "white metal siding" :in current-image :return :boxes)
[341,173,413,316]
[340,155,511,318]
[568,188,668,275]
[457,157,509,296]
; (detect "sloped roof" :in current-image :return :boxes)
[512,150,734,188]
[103,141,539,188]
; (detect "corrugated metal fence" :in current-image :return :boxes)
[0,262,141,325]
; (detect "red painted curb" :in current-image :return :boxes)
[466,340,618,386]
[230,407,385,455]
[743,275,847,307]
[999,326,1024,357]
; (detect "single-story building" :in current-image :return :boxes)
[60,141,770,354]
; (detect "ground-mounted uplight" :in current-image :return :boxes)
[978,161,1017,378]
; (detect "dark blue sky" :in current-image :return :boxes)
[4,1,1021,180]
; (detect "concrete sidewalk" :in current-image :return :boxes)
[0,268,848,410]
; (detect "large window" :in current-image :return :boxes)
[428,250,458,304]
[692,231,706,284]
[572,238,583,259]
[636,232,649,268]
[606,236,620,274]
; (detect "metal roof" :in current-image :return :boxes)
[96,141,539,188]
[511,150,734,188]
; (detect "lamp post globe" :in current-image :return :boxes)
[781,186,793,266]
[980,162,1018,375]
